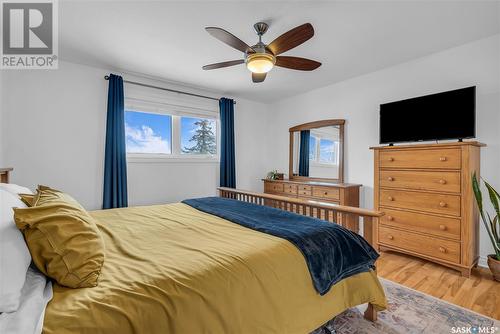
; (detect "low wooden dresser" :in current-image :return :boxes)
[262,179,361,230]
[371,142,485,277]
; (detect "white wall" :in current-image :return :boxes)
[267,35,500,262]
[234,98,273,192]
[0,71,3,165]
[309,164,339,179]
[1,60,270,209]
[2,62,107,209]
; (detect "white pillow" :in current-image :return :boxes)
[0,183,33,196]
[0,189,32,313]
[0,267,53,334]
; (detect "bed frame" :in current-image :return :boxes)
[218,187,384,322]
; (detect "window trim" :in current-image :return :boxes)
[126,153,220,164]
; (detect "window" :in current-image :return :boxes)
[319,139,337,164]
[125,111,172,154]
[181,117,217,155]
[308,136,339,165]
[124,108,219,161]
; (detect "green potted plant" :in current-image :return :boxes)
[266,170,284,180]
[472,173,500,281]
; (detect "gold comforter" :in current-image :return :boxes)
[43,203,386,334]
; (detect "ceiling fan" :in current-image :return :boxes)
[202,22,321,83]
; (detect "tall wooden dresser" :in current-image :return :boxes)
[371,142,485,277]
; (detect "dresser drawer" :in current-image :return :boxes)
[264,182,284,194]
[298,185,312,196]
[380,208,461,240]
[379,226,460,264]
[283,183,298,195]
[380,148,461,169]
[312,186,340,200]
[380,170,461,193]
[380,189,461,216]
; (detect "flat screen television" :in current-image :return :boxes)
[379,86,476,144]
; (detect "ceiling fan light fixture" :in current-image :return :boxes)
[246,53,275,74]
[203,23,320,83]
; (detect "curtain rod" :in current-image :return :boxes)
[104,75,235,104]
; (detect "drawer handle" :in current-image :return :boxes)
[388,157,394,162]
[439,156,447,162]
[439,179,447,185]
[439,225,447,231]
[439,247,446,253]
[387,216,394,221]
[388,235,394,240]
[387,177,394,181]
[324,191,328,195]
[439,201,447,207]
[387,196,394,201]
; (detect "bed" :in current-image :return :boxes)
[4,185,387,334]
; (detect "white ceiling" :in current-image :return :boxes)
[59,1,500,103]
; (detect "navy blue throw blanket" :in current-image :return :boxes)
[182,197,379,295]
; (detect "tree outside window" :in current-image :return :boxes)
[181,117,217,155]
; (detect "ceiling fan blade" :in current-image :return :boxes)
[202,59,244,70]
[205,27,254,53]
[275,56,321,71]
[252,72,266,83]
[267,23,314,55]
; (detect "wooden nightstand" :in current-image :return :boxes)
[0,168,13,183]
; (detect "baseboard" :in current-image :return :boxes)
[478,256,488,268]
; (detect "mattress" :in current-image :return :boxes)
[42,203,386,334]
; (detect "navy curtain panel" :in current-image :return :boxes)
[298,130,310,177]
[219,98,236,188]
[103,74,128,209]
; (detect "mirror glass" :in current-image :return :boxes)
[292,125,341,180]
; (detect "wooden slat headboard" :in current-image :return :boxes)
[217,187,383,247]
[218,187,382,322]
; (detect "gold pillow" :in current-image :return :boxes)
[14,186,105,288]
[19,193,35,206]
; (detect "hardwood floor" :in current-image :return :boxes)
[377,251,500,320]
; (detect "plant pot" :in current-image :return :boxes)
[487,254,500,282]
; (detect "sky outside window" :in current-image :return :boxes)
[319,139,336,163]
[125,111,171,154]
[309,136,317,160]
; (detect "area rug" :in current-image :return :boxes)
[313,278,499,334]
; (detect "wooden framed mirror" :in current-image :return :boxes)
[289,119,345,183]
